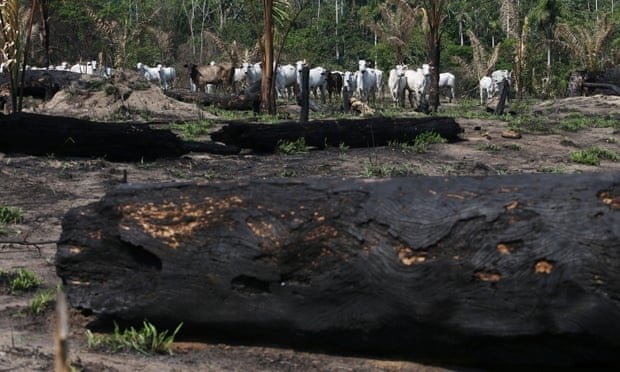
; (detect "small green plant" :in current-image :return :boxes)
[538,166,567,173]
[170,120,213,140]
[389,132,446,154]
[9,268,42,294]
[0,205,23,225]
[276,137,309,154]
[28,289,54,315]
[570,146,619,166]
[362,161,413,177]
[504,143,522,151]
[86,320,183,355]
[477,143,502,152]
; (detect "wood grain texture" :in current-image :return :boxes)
[56,173,620,367]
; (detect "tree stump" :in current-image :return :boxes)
[56,173,620,367]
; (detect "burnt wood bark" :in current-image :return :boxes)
[56,173,620,368]
[0,69,83,100]
[0,112,239,161]
[164,88,260,111]
[211,116,463,152]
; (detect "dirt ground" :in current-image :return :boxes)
[0,72,619,371]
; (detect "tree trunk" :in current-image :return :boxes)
[211,116,463,152]
[0,112,239,160]
[261,0,275,114]
[56,173,620,367]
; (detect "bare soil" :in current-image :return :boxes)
[1,72,619,371]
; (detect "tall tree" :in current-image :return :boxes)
[367,0,418,64]
[555,14,616,70]
[262,0,275,113]
[529,0,564,91]
[419,0,448,113]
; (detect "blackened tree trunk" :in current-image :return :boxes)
[261,0,276,114]
[56,173,620,368]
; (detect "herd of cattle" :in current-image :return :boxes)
[4,59,513,108]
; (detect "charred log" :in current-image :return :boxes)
[164,88,260,111]
[56,173,620,368]
[0,112,239,161]
[211,116,463,152]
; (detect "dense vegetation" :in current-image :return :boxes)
[3,0,620,99]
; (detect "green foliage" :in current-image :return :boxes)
[361,161,414,177]
[276,137,309,154]
[28,289,55,315]
[86,320,183,355]
[570,146,619,166]
[477,143,502,152]
[389,131,447,154]
[170,120,214,140]
[0,205,23,225]
[8,269,42,294]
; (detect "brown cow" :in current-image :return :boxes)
[184,62,234,93]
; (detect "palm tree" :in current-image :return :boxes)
[529,0,564,87]
[555,15,616,71]
[367,0,419,64]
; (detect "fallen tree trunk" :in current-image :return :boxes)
[164,89,259,111]
[56,173,620,368]
[0,112,239,161]
[211,116,463,152]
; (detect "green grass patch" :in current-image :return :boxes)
[570,146,619,166]
[170,120,214,140]
[389,131,447,154]
[477,143,502,152]
[276,137,309,154]
[86,320,183,355]
[2,268,43,294]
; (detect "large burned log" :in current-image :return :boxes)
[212,116,463,152]
[568,67,620,96]
[164,88,260,111]
[56,173,620,367]
[0,112,238,160]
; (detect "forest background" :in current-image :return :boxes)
[3,0,620,101]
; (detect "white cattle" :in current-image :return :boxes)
[71,60,97,74]
[156,64,176,90]
[137,62,160,82]
[388,65,407,106]
[242,62,262,85]
[356,59,379,103]
[439,72,456,102]
[295,61,328,103]
[402,64,430,108]
[276,63,298,100]
[343,71,357,93]
[479,76,495,104]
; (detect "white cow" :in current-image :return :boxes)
[479,76,495,105]
[388,65,407,106]
[439,72,456,102]
[276,63,298,100]
[356,59,379,103]
[296,61,328,103]
[156,64,176,90]
[242,62,262,85]
[402,64,430,108]
[137,62,160,82]
[71,60,97,74]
